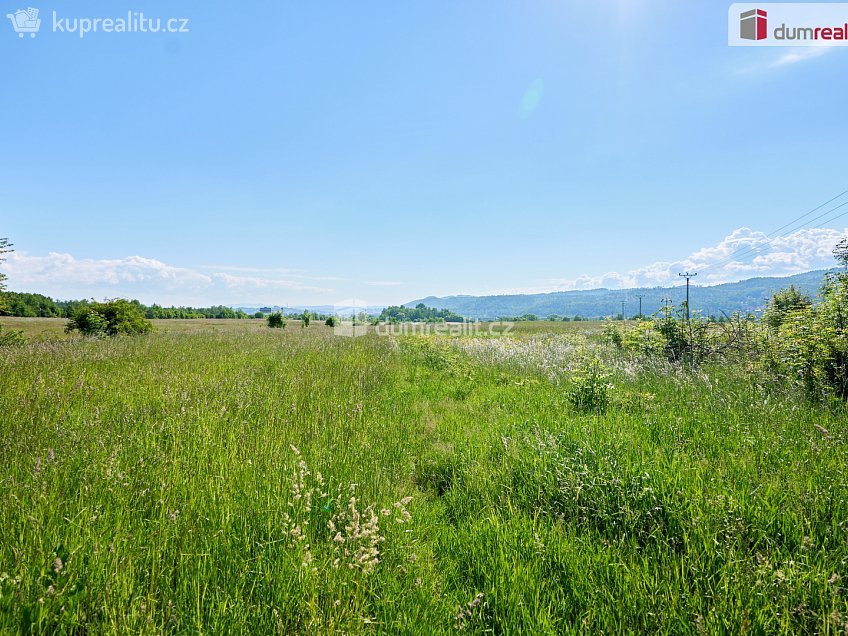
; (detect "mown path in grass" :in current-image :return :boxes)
[1,327,847,633]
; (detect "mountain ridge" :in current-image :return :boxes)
[404,270,835,320]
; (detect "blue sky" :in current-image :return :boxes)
[1,1,846,306]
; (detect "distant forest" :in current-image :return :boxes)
[379,303,466,323]
[2,292,255,320]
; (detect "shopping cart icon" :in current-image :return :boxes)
[6,7,41,38]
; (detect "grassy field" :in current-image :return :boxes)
[0,317,275,340]
[1,320,847,633]
[0,317,606,340]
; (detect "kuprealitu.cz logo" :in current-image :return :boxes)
[5,6,190,39]
[6,7,40,37]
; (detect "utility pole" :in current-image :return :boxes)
[636,294,643,320]
[678,272,697,322]
[661,296,672,319]
[621,300,626,321]
[678,272,697,354]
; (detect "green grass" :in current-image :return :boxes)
[1,322,847,633]
[0,317,277,340]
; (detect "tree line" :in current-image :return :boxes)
[1,292,256,320]
[379,303,466,323]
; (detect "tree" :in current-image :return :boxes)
[763,285,812,330]
[0,238,24,346]
[325,316,336,327]
[66,299,153,336]
[4,292,63,317]
[302,311,310,327]
[834,237,848,269]
[759,249,848,400]
[379,304,464,323]
[253,311,264,319]
[267,312,285,329]
[0,238,12,314]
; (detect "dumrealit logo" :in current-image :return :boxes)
[740,8,767,40]
[729,3,848,46]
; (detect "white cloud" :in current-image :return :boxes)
[737,46,834,75]
[201,264,349,281]
[212,272,332,293]
[3,252,211,289]
[771,47,832,68]
[3,226,846,305]
[0,251,335,305]
[480,227,847,296]
[550,227,847,292]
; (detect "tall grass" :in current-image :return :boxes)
[1,325,847,633]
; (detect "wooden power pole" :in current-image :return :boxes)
[678,272,697,322]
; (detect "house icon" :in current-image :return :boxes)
[740,8,767,41]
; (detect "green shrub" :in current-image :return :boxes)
[325,316,336,327]
[66,300,152,337]
[66,308,108,336]
[0,325,24,346]
[761,273,848,400]
[654,312,692,361]
[622,320,666,356]
[302,312,310,328]
[567,362,612,413]
[763,284,812,330]
[267,312,285,329]
[601,319,623,348]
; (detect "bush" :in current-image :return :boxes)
[0,325,24,346]
[605,314,695,361]
[66,309,108,336]
[763,285,812,330]
[325,316,336,327]
[761,273,848,400]
[302,312,310,328]
[267,312,285,329]
[66,300,152,337]
[567,362,612,413]
[601,319,623,348]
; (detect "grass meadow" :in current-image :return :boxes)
[1,320,847,633]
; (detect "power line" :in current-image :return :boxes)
[699,190,848,275]
[702,200,848,274]
[811,202,848,230]
[762,188,848,237]
[703,199,848,273]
